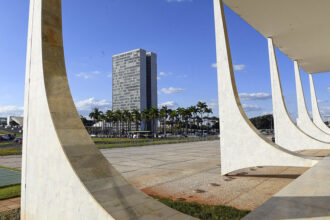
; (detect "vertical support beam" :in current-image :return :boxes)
[294,61,330,141]
[309,74,330,134]
[22,0,194,219]
[213,0,317,175]
[268,38,329,150]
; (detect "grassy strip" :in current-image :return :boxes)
[0,148,22,156]
[0,138,216,155]
[96,138,207,149]
[153,196,250,220]
[93,137,152,143]
[0,185,21,201]
[0,129,22,138]
[0,143,12,146]
[0,166,20,172]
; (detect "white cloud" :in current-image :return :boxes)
[160,87,185,94]
[211,63,245,71]
[158,101,179,109]
[317,99,328,103]
[76,72,91,79]
[239,92,271,101]
[157,77,161,80]
[242,104,261,112]
[159,72,173,77]
[0,106,24,117]
[167,0,192,2]
[321,106,330,115]
[92,70,101,74]
[75,97,111,112]
[234,64,245,71]
[107,73,112,78]
[327,87,330,92]
[261,111,273,115]
[76,70,103,79]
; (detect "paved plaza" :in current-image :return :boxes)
[1,140,329,211]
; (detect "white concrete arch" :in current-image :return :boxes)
[22,0,195,219]
[309,74,330,134]
[213,0,319,175]
[268,38,330,151]
[294,61,330,141]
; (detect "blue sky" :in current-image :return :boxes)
[0,0,329,119]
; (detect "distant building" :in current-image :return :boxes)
[7,116,24,126]
[0,117,6,125]
[112,49,157,131]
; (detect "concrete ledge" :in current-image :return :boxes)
[244,155,330,219]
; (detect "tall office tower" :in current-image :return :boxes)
[112,49,157,131]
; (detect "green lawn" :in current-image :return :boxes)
[0,148,22,156]
[95,137,214,149]
[0,167,21,200]
[0,129,22,138]
[0,185,21,200]
[153,196,250,220]
[0,137,217,156]
[93,137,152,143]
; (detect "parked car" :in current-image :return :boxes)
[0,135,10,141]
[14,137,22,144]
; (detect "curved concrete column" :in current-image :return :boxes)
[268,38,330,150]
[213,0,318,176]
[21,0,195,219]
[294,61,330,141]
[309,74,330,134]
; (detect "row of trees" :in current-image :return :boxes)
[81,101,219,136]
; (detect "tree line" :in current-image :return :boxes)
[80,101,219,136]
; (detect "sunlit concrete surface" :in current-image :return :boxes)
[309,74,330,135]
[294,61,330,142]
[244,155,330,219]
[3,141,330,211]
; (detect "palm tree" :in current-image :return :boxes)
[169,109,178,134]
[149,107,159,134]
[89,108,103,124]
[127,111,133,132]
[132,109,141,131]
[105,110,114,136]
[80,115,88,127]
[122,110,131,134]
[204,107,213,133]
[99,112,107,133]
[177,107,191,135]
[114,110,122,137]
[159,106,169,135]
[188,106,198,134]
[141,108,150,131]
[210,116,219,132]
[197,101,207,132]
